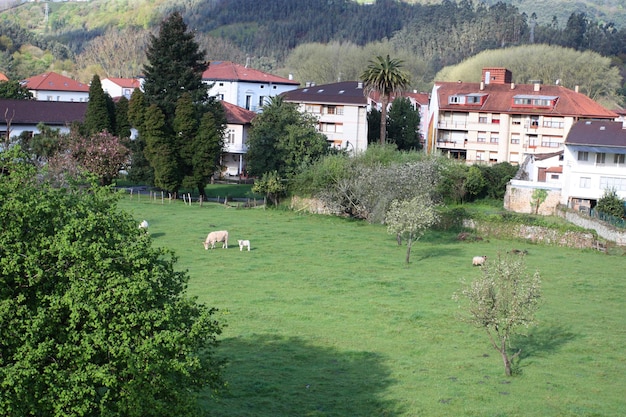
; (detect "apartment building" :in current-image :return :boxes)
[427,67,617,164]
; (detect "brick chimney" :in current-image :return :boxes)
[482,68,512,85]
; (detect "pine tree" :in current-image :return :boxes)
[143,104,181,194]
[142,11,208,124]
[84,74,113,135]
[114,96,131,139]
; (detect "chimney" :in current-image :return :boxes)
[288,73,293,80]
[575,85,579,93]
[530,80,542,92]
[357,81,363,89]
[480,81,485,91]
[510,82,515,89]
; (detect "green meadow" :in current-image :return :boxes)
[119,194,626,417]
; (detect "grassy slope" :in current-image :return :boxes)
[119,195,626,417]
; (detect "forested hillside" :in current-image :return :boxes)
[1,0,625,105]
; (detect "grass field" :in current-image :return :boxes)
[119,194,626,417]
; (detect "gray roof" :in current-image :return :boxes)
[281,81,368,106]
[565,120,626,153]
[0,99,88,127]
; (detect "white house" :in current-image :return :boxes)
[0,98,87,141]
[22,72,90,102]
[561,120,626,213]
[202,61,300,112]
[219,101,257,177]
[101,77,141,100]
[281,81,369,154]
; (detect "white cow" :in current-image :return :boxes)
[238,239,251,251]
[204,230,229,250]
[138,220,149,231]
[472,255,487,266]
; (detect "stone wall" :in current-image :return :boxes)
[559,209,626,246]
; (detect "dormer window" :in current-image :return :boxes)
[448,93,486,105]
[513,95,557,108]
[448,95,465,104]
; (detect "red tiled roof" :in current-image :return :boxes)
[221,101,257,125]
[434,81,617,119]
[203,61,299,85]
[0,99,87,125]
[23,72,90,92]
[369,90,430,106]
[103,77,141,89]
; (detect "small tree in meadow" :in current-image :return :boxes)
[385,196,438,264]
[252,170,286,206]
[596,188,625,218]
[454,253,542,376]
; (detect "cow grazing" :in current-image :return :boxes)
[138,220,149,232]
[238,239,251,251]
[204,230,229,250]
[472,255,487,266]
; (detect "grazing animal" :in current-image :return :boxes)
[472,255,487,266]
[138,220,149,231]
[204,230,229,250]
[238,239,251,251]
[508,249,528,255]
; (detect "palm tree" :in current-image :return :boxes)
[360,55,411,145]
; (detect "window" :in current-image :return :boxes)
[577,151,589,161]
[479,116,488,123]
[550,174,560,180]
[259,96,265,107]
[305,104,321,113]
[543,117,564,129]
[541,136,561,148]
[510,135,521,144]
[217,94,224,101]
[492,117,500,124]
[580,177,591,188]
[490,135,499,143]
[600,177,626,191]
[476,151,485,161]
[530,116,539,128]
[326,106,336,115]
[448,95,463,104]
[596,153,606,164]
[512,116,522,125]
[489,152,498,162]
[225,128,235,144]
[614,154,625,164]
[467,95,482,104]
[509,152,519,163]
[245,95,251,110]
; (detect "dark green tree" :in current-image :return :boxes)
[246,96,329,177]
[185,108,226,200]
[143,104,181,193]
[0,79,33,99]
[367,107,381,144]
[126,89,153,184]
[596,188,625,218]
[361,55,411,145]
[84,74,113,135]
[114,96,131,139]
[386,96,421,151]
[0,147,224,417]
[142,11,208,124]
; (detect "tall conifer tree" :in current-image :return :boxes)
[84,74,113,135]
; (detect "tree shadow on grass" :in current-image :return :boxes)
[201,334,399,417]
[510,325,577,373]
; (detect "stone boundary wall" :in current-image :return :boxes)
[558,209,626,246]
[463,219,596,249]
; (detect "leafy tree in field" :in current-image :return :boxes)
[386,96,421,151]
[84,73,113,135]
[252,170,286,206]
[67,130,130,186]
[479,162,518,200]
[0,147,224,417]
[385,196,438,264]
[454,253,542,376]
[246,96,330,177]
[464,165,486,200]
[142,11,208,124]
[436,158,469,204]
[530,188,548,214]
[0,79,33,99]
[361,55,411,145]
[596,188,625,218]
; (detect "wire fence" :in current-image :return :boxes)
[591,209,626,229]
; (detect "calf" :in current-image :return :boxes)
[238,239,251,251]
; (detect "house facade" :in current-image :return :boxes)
[427,67,617,164]
[281,81,369,153]
[561,120,626,212]
[101,77,141,100]
[219,101,257,177]
[203,61,300,112]
[0,99,87,141]
[22,72,90,102]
